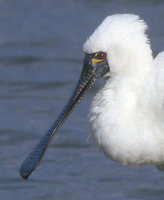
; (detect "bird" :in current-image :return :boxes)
[20,14,164,179]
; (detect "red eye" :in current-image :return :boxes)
[98,52,105,59]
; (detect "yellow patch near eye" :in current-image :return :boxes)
[91,58,103,63]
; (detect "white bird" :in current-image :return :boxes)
[20,14,164,179]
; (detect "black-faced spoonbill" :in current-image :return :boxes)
[20,14,164,179]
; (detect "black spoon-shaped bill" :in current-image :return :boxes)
[19,52,109,179]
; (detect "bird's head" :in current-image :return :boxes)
[83,14,152,77]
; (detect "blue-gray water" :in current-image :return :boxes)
[0,0,164,199]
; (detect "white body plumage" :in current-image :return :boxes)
[84,14,164,168]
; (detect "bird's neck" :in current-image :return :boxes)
[92,59,154,123]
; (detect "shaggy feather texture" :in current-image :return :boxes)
[84,14,164,169]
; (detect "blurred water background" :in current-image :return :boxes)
[0,0,164,199]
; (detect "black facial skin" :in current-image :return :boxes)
[19,52,109,179]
